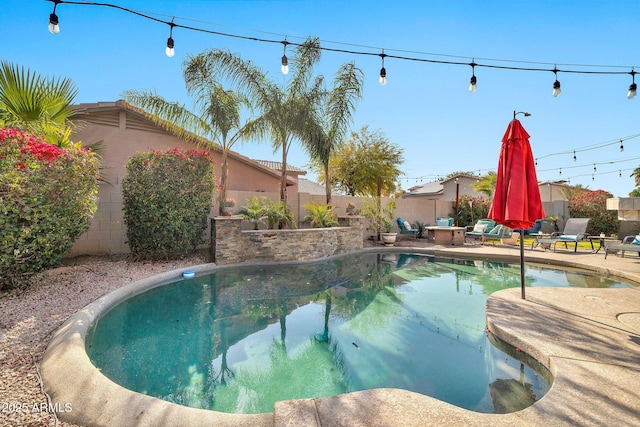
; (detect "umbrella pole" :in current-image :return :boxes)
[520,233,526,299]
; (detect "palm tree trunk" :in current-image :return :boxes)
[325,163,332,205]
[219,149,229,215]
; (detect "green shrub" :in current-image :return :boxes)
[457,194,491,228]
[302,202,338,228]
[122,147,215,260]
[263,199,296,229]
[0,128,99,289]
[238,196,267,230]
[568,189,619,236]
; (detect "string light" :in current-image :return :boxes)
[594,163,597,172]
[559,168,562,176]
[379,50,387,86]
[469,60,477,93]
[165,20,175,58]
[48,0,61,34]
[628,69,637,99]
[620,170,622,177]
[552,66,561,97]
[281,39,289,75]
[573,150,576,161]
[620,140,624,152]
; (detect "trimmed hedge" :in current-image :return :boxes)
[0,128,99,289]
[122,147,215,260]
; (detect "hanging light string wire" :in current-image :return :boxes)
[46,0,637,76]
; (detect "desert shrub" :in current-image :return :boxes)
[457,194,491,228]
[122,147,215,260]
[0,128,99,289]
[302,202,338,228]
[568,189,619,236]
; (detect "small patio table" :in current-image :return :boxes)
[586,235,621,254]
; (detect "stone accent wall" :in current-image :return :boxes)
[212,216,364,265]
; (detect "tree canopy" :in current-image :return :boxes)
[313,125,404,197]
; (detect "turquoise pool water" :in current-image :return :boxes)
[86,253,631,414]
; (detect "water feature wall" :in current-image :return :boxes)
[211,216,364,264]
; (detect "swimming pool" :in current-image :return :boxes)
[85,252,631,415]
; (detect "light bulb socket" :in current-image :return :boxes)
[281,54,288,67]
[49,12,59,26]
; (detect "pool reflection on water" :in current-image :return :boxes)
[86,253,631,414]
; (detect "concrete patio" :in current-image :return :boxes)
[41,242,640,426]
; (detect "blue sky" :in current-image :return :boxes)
[4,0,640,197]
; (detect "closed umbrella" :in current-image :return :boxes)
[488,113,545,299]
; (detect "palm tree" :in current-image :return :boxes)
[0,60,79,147]
[123,82,252,214]
[304,62,364,204]
[184,38,324,204]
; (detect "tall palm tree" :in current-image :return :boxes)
[304,62,364,205]
[184,38,324,203]
[123,82,252,214]
[0,60,79,147]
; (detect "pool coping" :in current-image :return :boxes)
[41,246,640,426]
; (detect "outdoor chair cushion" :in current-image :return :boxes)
[559,234,579,241]
[633,235,640,245]
[473,223,488,233]
[404,220,412,230]
[487,225,504,235]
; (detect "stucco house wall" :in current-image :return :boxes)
[68,101,293,256]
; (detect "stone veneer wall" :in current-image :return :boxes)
[211,216,364,264]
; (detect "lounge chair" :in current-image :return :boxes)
[604,235,640,259]
[532,218,590,252]
[465,219,496,241]
[397,218,419,239]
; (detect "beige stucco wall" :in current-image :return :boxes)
[68,105,285,256]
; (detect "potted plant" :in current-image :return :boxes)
[361,197,397,246]
[221,198,236,216]
[345,201,357,216]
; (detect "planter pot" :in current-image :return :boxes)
[346,208,355,216]
[381,232,397,246]
[221,207,234,216]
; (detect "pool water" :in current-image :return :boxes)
[86,253,631,414]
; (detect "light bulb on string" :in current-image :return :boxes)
[48,0,61,34]
[573,151,576,161]
[281,40,289,75]
[469,61,477,93]
[552,67,561,97]
[628,69,637,99]
[620,170,622,177]
[594,163,597,172]
[559,168,562,176]
[620,140,624,152]
[592,174,595,181]
[379,50,387,86]
[165,21,175,57]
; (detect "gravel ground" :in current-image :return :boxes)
[0,251,210,427]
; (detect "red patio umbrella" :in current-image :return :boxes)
[488,113,545,299]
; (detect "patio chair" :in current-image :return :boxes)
[436,217,453,227]
[515,219,542,236]
[604,235,640,259]
[465,219,496,241]
[532,218,590,252]
[397,218,419,239]
[479,224,512,245]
